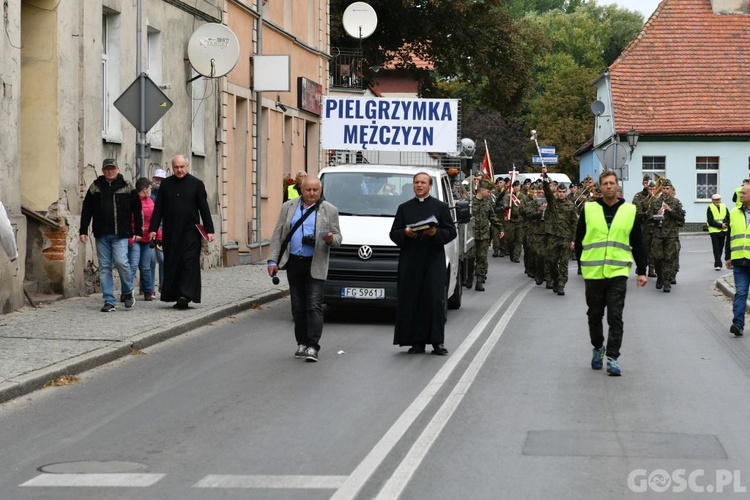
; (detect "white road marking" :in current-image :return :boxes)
[331,285,530,500]
[193,475,348,489]
[375,288,531,499]
[20,473,165,487]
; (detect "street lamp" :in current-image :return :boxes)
[627,127,639,159]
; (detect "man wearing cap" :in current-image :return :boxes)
[80,158,142,312]
[492,177,509,258]
[632,175,651,205]
[646,179,685,292]
[504,180,524,263]
[707,193,729,270]
[472,179,504,291]
[149,154,214,310]
[575,170,647,376]
[543,178,578,295]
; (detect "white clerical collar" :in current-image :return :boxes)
[416,195,429,202]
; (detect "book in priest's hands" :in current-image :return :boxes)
[407,215,438,232]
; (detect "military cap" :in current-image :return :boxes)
[661,179,672,187]
[479,179,495,190]
[523,178,532,184]
[512,180,520,187]
[647,180,656,188]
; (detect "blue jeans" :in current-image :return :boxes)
[732,264,750,329]
[96,234,133,305]
[152,245,164,288]
[128,241,154,294]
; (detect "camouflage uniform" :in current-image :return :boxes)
[504,186,524,263]
[472,192,504,287]
[637,196,657,276]
[646,190,685,291]
[521,185,547,285]
[492,188,510,257]
[543,180,578,294]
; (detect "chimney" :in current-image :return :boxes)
[710,0,749,14]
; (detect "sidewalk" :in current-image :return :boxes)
[0,263,289,404]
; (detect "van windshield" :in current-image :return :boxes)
[321,172,437,216]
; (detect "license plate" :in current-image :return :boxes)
[341,287,385,299]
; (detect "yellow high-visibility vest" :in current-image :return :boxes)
[287,184,300,200]
[728,207,750,260]
[708,203,728,234]
[580,202,636,279]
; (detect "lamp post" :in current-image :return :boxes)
[627,127,639,159]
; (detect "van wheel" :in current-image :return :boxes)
[447,272,462,310]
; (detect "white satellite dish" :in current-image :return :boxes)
[343,2,378,39]
[187,23,240,78]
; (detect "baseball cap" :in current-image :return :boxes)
[153,169,168,179]
[102,158,118,169]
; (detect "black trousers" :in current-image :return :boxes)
[286,256,325,350]
[710,233,726,267]
[584,276,627,359]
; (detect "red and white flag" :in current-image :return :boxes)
[481,140,493,179]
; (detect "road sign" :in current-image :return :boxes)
[532,155,558,165]
[539,146,556,156]
[114,74,173,133]
[595,143,627,170]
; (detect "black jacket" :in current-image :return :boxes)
[80,174,142,238]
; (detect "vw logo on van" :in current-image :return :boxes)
[358,245,373,260]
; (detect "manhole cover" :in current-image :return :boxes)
[39,461,147,474]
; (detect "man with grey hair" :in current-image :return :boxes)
[287,170,307,200]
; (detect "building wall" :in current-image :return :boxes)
[0,0,23,312]
[223,0,327,261]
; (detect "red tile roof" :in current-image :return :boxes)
[609,0,750,136]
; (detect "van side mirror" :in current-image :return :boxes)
[455,200,471,224]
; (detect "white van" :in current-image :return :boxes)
[319,164,472,309]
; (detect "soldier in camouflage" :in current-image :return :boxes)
[646,179,685,292]
[471,180,504,291]
[521,182,547,285]
[636,181,658,277]
[543,179,578,295]
[492,177,510,258]
[504,180,524,263]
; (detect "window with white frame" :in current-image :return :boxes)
[642,156,666,182]
[191,71,206,156]
[102,11,122,142]
[146,26,163,150]
[696,156,719,200]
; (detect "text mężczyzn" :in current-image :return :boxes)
[321,97,459,153]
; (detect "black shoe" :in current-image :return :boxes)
[492,250,498,257]
[175,296,189,309]
[408,345,426,354]
[662,283,671,293]
[648,268,657,278]
[432,344,448,356]
[475,282,485,292]
[671,278,676,285]
[101,303,116,312]
[557,288,565,296]
[123,293,135,309]
[535,277,543,286]
[463,277,474,289]
[730,323,744,336]
[655,278,663,290]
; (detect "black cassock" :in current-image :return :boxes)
[389,196,457,346]
[149,173,214,303]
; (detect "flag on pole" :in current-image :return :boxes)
[481,140,494,179]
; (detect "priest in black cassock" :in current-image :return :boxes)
[390,172,457,355]
[149,155,214,310]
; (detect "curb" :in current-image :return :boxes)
[0,288,289,405]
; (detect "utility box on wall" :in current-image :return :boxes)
[223,241,239,267]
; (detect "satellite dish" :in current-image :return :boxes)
[591,100,606,116]
[343,2,378,39]
[187,23,240,78]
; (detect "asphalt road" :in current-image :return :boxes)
[1,235,748,499]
